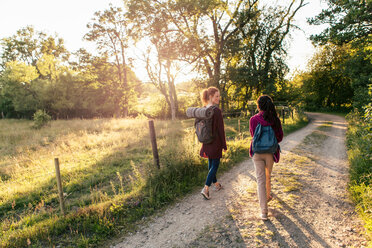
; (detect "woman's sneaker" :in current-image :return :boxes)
[261,213,268,221]
[201,187,210,200]
[214,182,223,191]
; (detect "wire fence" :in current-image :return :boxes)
[222,104,295,124]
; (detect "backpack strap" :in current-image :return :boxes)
[206,105,217,119]
[253,123,262,141]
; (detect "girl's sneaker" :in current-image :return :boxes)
[261,213,268,221]
[214,182,223,191]
[201,187,210,200]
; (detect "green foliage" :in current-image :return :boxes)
[137,94,169,119]
[346,110,372,184]
[223,3,298,104]
[0,57,141,119]
[0,26,68,75]
[346,99,372,241]
[301,45,354,109]
[32,110,51,129]
[2,61,39,83]
[344,48,372,110]
[291,42,371,112]
[85,5,133,117]
[0,79,39,119]
[300,0,372,113]
[309,0,372,45]
[127,0,305,110]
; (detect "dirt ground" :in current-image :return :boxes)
[111,113,369,248]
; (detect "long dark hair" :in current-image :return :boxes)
[257,95,281,129]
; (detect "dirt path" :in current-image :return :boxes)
[111,113,368,248]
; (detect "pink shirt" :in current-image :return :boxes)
[249,111,283,163]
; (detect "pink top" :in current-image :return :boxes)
[249,111,283,163]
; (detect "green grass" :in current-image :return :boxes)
[346,111,372,244]
[304,107,351,117]
[315,111,349,118]
[0,111,307,247]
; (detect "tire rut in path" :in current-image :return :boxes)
[111,113,368,248]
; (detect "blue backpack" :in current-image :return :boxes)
[252,123,278,154]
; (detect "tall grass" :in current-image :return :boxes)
[346,110,372,244]
[0,110,307,247]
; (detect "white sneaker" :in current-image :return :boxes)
[201,188,210,200]
[261,213,268,221]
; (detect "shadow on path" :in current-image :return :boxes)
[272,193,332,248]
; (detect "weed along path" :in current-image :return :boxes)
[111,113,368,248]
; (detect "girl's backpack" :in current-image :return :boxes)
[186,106,217,144]
[195,116,215,144]
[252,123,278,154]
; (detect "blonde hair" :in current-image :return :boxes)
[201,87,219,106]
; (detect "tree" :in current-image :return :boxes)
[128,1,181,120]
[70,48,141,118]
[299,44,354,109]
[308,0,372,45]
[85,4,132,117]
[128,0,260,89]
[0,26,69,79]
[127,0,305,110]
[0,27,70,118]
[220,1,304,110]
[308,0,372,111]
[0,61,41,118]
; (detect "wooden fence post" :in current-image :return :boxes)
[54,158,65,216]
[238,119,241,134]
[148,120,160,169]
[281,108,285,125]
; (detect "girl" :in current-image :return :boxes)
[200,87,227,200]
[249,95,283,220]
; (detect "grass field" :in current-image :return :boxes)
[0,111,308,247]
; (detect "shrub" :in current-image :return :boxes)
[346,105,372,242]
[32,110,51,129]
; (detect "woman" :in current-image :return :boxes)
[249,95,283,220]
[200,87,227,200]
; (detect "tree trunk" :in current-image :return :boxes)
[121,44,129,117]
[170,80,178,118]
[165,60,177,120]
[168,84,176,120]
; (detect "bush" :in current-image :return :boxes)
[346,106,372,242]
[32,110,51,129]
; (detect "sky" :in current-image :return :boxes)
[0,0,328,81]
